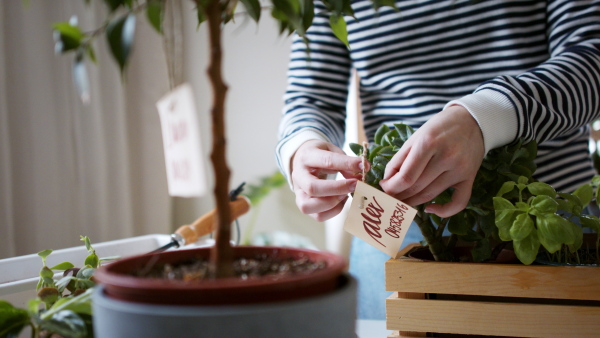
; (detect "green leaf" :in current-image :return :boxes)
[573,184,593,207]
[240,0,261,22]
[300,0,314,33]
[76,266,95,280]
[374,124,389,145]
[579,214,600,232]
[558,192,584,215]
[196,0,207,26]
[349,142,363,155]
[80,236,92,252]
[40,310,88,338]
[509,213,534,241]
[448,213,469,236]
[41,288,93,321]
[527,182,556,197]
[105,13,136,71]
[518,176,528,185]
[368,145,382,162]
[536,213,576,245]
[84,254,99,268]
[50,262,75,271]
[52,21,84,53]
[146,0,164,33]
[382,129,399,146]
[38,249,53,261]
[243,171,286,206]
[39,266,54,279]
[592,175,600,187]
[28,298,42,315]
[329,14,349,48]
[528,195,558,217]
[493,197,519,241]
[538,231,562,254]
[393,123,414,141]
[496,181,515,197]
[0,300,29,338]
[513,231,540,265]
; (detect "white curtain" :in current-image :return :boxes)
[0,0,173,259]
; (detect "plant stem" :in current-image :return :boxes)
[204,0,235,278]
[414,208,452,261]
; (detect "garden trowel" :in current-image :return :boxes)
[152,182,250,253]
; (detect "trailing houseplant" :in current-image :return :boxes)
[0,236,115,338]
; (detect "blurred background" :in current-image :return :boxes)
[0,0,355,259]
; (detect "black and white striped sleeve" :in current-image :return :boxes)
[275,5,353,182]
[451,0,600,154]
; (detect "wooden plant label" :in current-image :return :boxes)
[156,83,207,197]
[343,181,417,257]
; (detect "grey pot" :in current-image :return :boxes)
[92,274,357,338]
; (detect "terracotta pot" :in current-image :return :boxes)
[93,246,347,305]
[92,246,357,338]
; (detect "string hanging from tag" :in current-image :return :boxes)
[361,141,368,183]
[163,0,184,91]
[358,141,369,209]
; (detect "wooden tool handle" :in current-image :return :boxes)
[174,196,251,246]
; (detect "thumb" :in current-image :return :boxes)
[424,181,472,218]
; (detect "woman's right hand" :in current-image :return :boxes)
[290,140,365,221]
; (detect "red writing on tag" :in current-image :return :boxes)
[361,197,386,247]
[168,120,188,147]
[385,203,409,238]
[361,197,412,247]
[172,159,191,181]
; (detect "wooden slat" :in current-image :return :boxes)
[386,293,600,337]
[396,292,427,337]
[386,244,600,301]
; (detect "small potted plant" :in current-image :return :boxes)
[353,123,600,337]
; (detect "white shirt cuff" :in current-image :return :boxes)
[445,90,518,155]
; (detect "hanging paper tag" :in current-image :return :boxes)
[156,83,207,197]
[343,181,417,257]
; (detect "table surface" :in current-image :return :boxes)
[356,319,391,338]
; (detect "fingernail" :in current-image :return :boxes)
[349,181,357,192]
[358,162,364,171]
[338,194,348,201]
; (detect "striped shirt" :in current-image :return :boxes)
[276,0,600,193]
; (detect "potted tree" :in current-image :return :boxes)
[38,0,401,337]
[351,123,600,337]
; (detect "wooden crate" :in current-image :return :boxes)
[385,243,600,338]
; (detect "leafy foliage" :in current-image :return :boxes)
[495,176,600,265]
[350,123,538,263]
[351,123,600,265]
[0,237,116,338]
[241,171,287,245]
[52,0,394,103]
